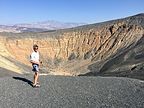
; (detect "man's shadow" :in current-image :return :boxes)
[13,76,33,87]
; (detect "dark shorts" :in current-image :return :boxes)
[32,64,39,72]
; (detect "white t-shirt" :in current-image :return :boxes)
[30,51,39,63]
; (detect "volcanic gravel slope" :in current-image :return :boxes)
[0,75,144,108]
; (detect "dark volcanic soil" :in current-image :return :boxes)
[0,74,144,108]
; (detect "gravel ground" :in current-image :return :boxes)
[0,75,144,108]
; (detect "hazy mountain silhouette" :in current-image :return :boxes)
[0,20,86,33]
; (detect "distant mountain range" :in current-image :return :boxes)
[0,21,86,33]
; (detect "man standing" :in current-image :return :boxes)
[30,44,40,87]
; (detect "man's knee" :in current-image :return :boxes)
[35,72,39,75]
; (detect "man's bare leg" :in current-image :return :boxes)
[33,72,40,87]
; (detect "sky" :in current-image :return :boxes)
[0,0,143,25]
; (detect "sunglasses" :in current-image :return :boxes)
[34,47,38,49]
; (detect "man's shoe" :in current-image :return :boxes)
[33,84,40,88]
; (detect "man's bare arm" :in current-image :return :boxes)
[30,60,40,65]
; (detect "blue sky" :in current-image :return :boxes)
[0,0,143,24]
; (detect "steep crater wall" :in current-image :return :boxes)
[0,14,144,77]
